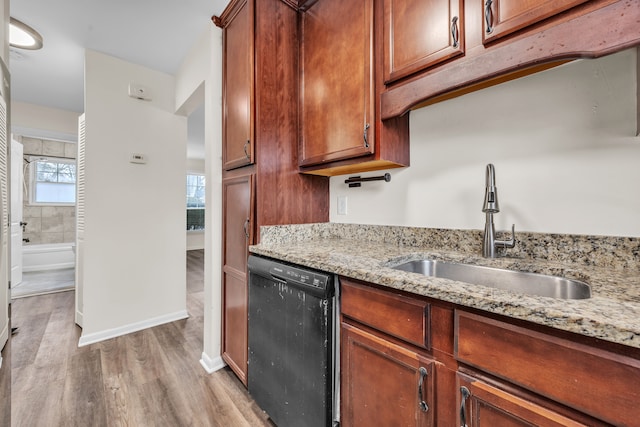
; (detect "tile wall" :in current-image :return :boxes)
[17,136,77,244]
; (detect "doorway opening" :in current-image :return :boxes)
[10,135,77,299]
[185,96,206,356]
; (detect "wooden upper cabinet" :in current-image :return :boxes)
[220,0,254,170]
[382,1,640,119]
[384,0,464,84]
[215,0,330,386]
[299,0,375,167]
[298,0,410,176]
[482,0,591,44]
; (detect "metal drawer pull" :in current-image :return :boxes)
[451,16,460,48]
[485,0,493,34]
[460,386,471,427]
[418,367,429,412]
[243,218,250,239]
[363,123,370,148]
[243,139,251,160]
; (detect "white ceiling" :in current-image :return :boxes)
[9,0,229,158]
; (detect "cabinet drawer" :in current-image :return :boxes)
[457,372,596,427]
[455,310,640,427]
[341,278,430,349]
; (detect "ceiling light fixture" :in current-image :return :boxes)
[9,17,43,50]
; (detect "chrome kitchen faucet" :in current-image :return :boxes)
[482,164,516,258]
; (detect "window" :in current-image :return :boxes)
[187,174,205,230]
[31,158,76,205]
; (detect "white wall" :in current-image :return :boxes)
[12,102,79,141]
[187,158,205,173]
[330,49,640,238]
[175,25,224,372]
[79,50,188,344]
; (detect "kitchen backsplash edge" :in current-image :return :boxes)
[259,223,640,270]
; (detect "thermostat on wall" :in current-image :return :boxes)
[130,153,147,164]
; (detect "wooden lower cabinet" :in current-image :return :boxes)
[222,270,248,382]
[340,278,457,426]
[455,310,640,426]
[339,279,640,426]
[221,172,254,384]
[341,322,436,427]
[457,372,597,427]
[216,0,330,387]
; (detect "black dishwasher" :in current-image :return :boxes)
[247,255,338,427]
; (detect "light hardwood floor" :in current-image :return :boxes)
[10,250,274,427]
[1,305,11,427]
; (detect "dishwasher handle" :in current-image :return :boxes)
[270,275,287,286]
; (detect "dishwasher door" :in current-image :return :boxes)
[247,255,336,427]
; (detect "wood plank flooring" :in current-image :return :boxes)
[10,250,274,427]
[0,305,11,427]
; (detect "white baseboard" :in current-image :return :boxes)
[200,351,226,374]
[75,310,83,328]
[78,309,189,347]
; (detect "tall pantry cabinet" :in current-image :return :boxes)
[214,0,329,385]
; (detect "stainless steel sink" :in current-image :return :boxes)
[392,259,591,299]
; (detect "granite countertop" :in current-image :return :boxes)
[249,223,640,350]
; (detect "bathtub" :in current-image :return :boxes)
[22,243,76,272]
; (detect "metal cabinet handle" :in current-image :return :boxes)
[484,0,493,34]
[460,386,471,427]
[451,16,460,48]
[363,123,370,148]
[243,140,251,160]
[418,367,429,412]
[243,218,250,239]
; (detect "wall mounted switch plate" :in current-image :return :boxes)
[130,153,147,164]
[337,196,348,215]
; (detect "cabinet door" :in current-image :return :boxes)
[384,0,463,83]
[299,0,375,166]
[222,172,254,384]
[341,322,435,427]
[222,0,254,170]
[457,373,594,427]
[482,0,590,43]
[455,310,640,426]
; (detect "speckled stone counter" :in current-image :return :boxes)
[249,223,640,349]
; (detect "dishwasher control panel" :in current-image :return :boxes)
[248,255,334,298]
[270,264,330,290]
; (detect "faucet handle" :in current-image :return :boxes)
[496,224,516,249]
